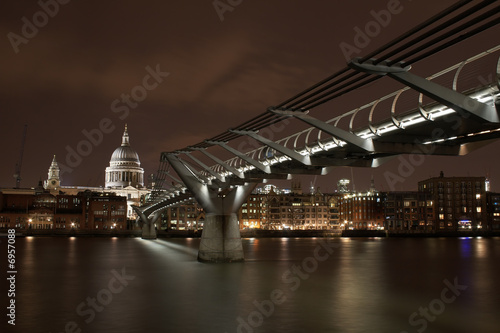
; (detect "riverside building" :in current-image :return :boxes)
[418,172,486,231]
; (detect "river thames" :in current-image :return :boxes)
[2,236,499,333]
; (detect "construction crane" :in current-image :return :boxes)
[13,124,27,188]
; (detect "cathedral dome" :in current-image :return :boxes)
[110,145,141,166]
[109,125,141,167]
[105,125,144,189]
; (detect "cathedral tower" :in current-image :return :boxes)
[44,155,60,190]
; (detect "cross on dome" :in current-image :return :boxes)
[122,124,130,146]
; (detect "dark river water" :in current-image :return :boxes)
[2,236,500,333]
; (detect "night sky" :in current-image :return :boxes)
[1,0,499,193]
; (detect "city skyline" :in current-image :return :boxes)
[1,0,499,192]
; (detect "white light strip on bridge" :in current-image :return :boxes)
[355,88,499,139]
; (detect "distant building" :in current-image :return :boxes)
[161,201,205,231]
[339,191,385,230]
[239,184,341,231]
[384,191,435,231]
[266,186,341,230]
[82,191,128,230]
[486,192,500,230]
[41,125,150,221]
[0,186,127,231]
[418,171,486,231]
[239,193,267,229]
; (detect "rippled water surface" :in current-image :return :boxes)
[3,236,500,333]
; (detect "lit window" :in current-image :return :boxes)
[476,194,481,199]
[476,207,481,213]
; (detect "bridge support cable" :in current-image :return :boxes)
[369,0,498,66]
[165,153,256,263]
[359,0,474,63]
[149,160,171,201]
[274,0,499,112]
[390,6,500,66]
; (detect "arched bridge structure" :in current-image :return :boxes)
[136,1,500,262]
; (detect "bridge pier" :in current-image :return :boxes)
[165,154,256,263]
[133,207,161,240]
[141,220,157,239]
[198,213,243,263]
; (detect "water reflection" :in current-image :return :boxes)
[8,237,500,333]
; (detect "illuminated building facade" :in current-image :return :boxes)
[262,188,341,230]
[239,193,267,229]
[486,192,500,230]
[418,172,486,231]
[339,191,386,230]
[0,187,127,231]
[384,192,435,231]
[161,201,205,230]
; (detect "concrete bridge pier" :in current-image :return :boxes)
[198,213,243,262]
[165,154,256,263]
[141,220,157,239]
[134,207,161,240]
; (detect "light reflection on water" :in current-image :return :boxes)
[4,237,500,333]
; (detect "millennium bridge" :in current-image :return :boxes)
[135,1,500,262]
